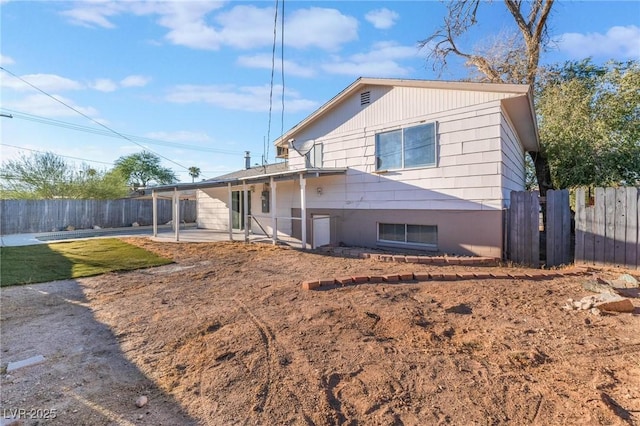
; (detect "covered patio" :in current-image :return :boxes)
[150,165,346,249]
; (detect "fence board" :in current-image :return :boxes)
[575,188,586,263]
[573,187,639,270]
[0,199,196,235]
[604,187,616,264]
[546,189,571,267]
[593,188,606,266]
[623,188,638,270]
[614,189,627,267]
[584,207,595,264]
[508,191,539,267]
[529,191,540,267]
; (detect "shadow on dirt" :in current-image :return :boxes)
[0,279,197,425]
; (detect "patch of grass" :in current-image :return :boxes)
[1,238,173,287]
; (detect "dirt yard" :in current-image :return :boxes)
[1,238,639,425]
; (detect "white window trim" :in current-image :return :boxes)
[375,122,438,172]
[376,223,438,249]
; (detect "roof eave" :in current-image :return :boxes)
[274,77,532,147]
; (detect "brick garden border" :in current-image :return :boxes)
[301,267,590,291]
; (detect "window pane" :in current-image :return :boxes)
[407,225,437,245]
[379,223,405,242]
[375,130,402,170]
[404,123,435,168]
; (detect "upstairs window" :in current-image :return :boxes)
[305,143,323,168]
[375,122,436,171]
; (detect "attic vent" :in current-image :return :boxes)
[360,91,371,106]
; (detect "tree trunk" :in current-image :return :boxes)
[528,150,554,195]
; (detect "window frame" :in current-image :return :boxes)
[375,122,437,171]
[377,223,438,249]
[305,143,323,168]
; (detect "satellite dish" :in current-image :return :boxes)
[291,139,315,156]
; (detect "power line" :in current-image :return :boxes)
[1,143,233,177]
[1,143,114,166]
[280,0,285,141]
[1,108,243,155]
[265,0,280,164]
[0,66,212,178]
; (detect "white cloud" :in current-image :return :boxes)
[59,3,358,52]
[322,41,417,77]
[60,2,121,29]
[213,5,275,50]
[165,84,317,113]
[5,93,99,118]
[286,8,358,51]
[365,8,399,30]
[558,25,640,59]
[90,78,118,92]
[145,131,212,143]
[158,2,227,50]
[237,54,316,78]
[0,54,15,65]
[0,73,83,92]
[120,75,151,87]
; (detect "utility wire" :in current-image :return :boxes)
[0,66,205,177]
[1,143,115,166]
[1,108,242,155]
[281,0,285,140]
[265,0,279,164]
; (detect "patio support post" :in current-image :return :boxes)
[173,188,180,241]
[243,180,249,243]
[152,190,158,237]
[270,176,277,245]
[227,182,233,241]
[300,173,307,249]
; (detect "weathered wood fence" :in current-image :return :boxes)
[0,199,196,235]
[575,187,639,270]
[508,189,571,268]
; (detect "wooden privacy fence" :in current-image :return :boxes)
[575,187,639,270]
[0,199,196,235]
[508,189,571,268]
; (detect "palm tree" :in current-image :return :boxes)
[188,166,201,183]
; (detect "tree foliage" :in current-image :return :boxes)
[188,166,201,183]
[113,151,177,189]
[420,0,555,193]
[536,60,640,188]
[0,152,128,199]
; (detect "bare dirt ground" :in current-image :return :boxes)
[2,238,639,425]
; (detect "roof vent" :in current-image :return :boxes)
[360,91,371,106]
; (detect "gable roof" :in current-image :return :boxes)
[274,77,539,152]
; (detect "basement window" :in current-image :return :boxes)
[378,223,437,248]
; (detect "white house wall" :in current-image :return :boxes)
[197,181,298,236]
[197,187,229,230]
[289,91,515,210]
[500,110,527,206]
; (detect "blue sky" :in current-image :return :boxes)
[1,1,639,183]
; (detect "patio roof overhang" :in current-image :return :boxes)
[150,167,348,195]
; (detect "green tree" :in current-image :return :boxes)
[420,0,555,194]
[536,60,640,188]
[0,152,128,199]
[113,151,177,189]
[70,165,129,199]
[0,152,73,199]
[188,166,201,183]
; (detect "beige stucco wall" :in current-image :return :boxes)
[292,207,504,258]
